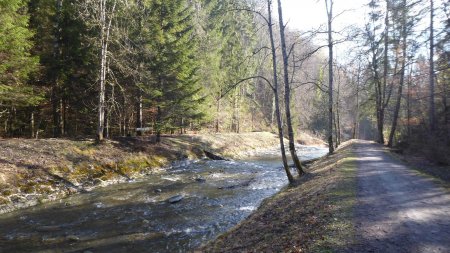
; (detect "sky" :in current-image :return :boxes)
[273,0,370,59]
[274,0,446,60]
[279,0,367,32]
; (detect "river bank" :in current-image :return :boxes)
[0,135,328,253]
[201,140,358,252]
[0,132,289,214]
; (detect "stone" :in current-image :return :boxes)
[167,195,183,204]
[195,177,206,183]
[66,235,80,242]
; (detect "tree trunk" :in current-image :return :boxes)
[30,111,35,138]
[375,0,391,145]
[267,0,293,183]
[388,1,407,147]
[354,65,361,139]
[51,0,63,138]
[215,95,220,133]
[326,0,335,153]
[407,67,412,137]
[136,91,143,136]
[277,0,304,176]
[60,98,65,136]
[429,0,436,132]
[97,0,116,141]
[156,106,161,143]
[52,87,60,137]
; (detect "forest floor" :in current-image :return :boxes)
[201,140,450,253]
[1,132,302,214]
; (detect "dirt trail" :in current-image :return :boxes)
[351,141,450,253]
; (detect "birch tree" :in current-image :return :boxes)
[79,0,117,141]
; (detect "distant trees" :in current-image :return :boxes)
[347,0,449,163]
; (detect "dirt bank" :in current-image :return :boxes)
[296,132,327,147]
[0,132,281,214]
[201,140,357,252]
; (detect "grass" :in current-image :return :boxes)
[310,157,357,252]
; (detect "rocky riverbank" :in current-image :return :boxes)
[0,132,284,214]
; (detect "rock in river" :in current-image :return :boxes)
[167,195,183,204]
[195,177,206,183]
[66,235,80,242]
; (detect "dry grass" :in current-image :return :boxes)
[297,132,327,147]
[200,141,357,253]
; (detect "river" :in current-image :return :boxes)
[0,145,327,253]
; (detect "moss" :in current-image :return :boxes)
[37,185,54,195]
[0,196,10,205]
[20,185,35,194]
[2,189,13,196]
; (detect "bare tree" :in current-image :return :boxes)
[79,0,117,141]
[216,1,294,182]
[277,0,304,176]
[267,0,294,183]
[325,0,335,153]
[429,0,436,132]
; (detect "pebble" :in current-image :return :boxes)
[167,195,183,204]
[66,235,80,242]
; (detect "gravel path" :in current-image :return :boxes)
[350,141,450,253]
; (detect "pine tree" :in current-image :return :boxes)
[145,0,204,141]
[0,0,42,136]
[0,0,40,107]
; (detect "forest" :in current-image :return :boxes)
[1,0,450,252]
[1,0,449,159]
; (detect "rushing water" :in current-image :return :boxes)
[0,145,327,253]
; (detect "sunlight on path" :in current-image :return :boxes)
[352,141,450,253]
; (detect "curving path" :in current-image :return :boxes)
[350,141,450,253]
